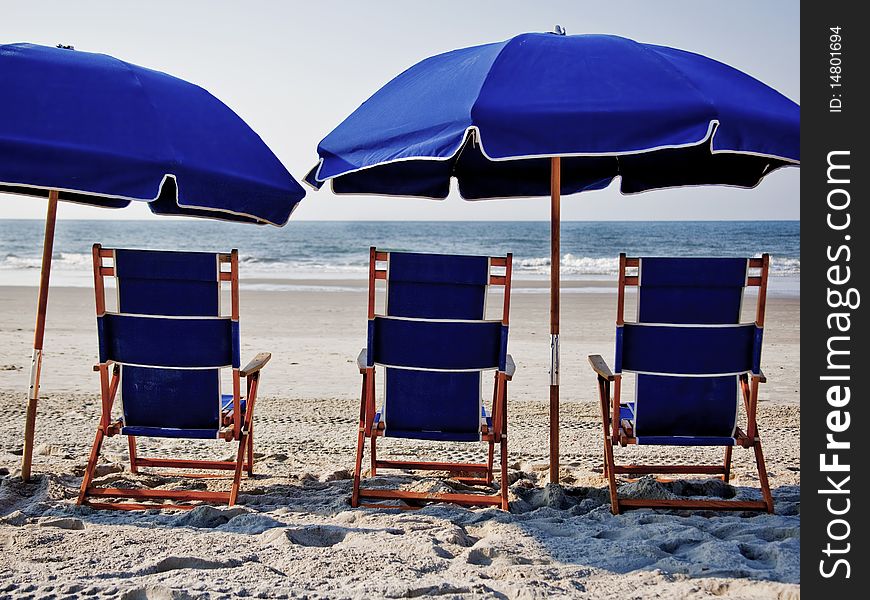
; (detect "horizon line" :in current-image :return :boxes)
[0,217,801,223]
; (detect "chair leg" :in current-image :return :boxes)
[246,423,254,476]
[597,378,620,514]
[352,427,365,508]
[77,427,106,505]
[370,435,378,476]
[753,440,775,513]
[127,436,138,474]
[486,441,495,485]
[723,446,733,484]
[603,435,620,515]
[499,436,509,511]
[228,432,247,506]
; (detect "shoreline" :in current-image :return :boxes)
[0,275,801,296]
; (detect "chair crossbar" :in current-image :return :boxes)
[358,489,504,506]
[618,499,769,511]
[374,459,490,473]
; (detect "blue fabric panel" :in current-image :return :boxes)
[636,436,736,446]
[388,282,486,319]
[118,279,219,317]
[327,158,455,198]
[0,43,304,225]
[115,249,219,317]
[99,314,233,367]
[372,318,501,370]
[455,149,616,199]
[231,321,240,368]
[386,253,488,319]
[639,287,744,325]
[639,258,747,288]
[121,366,219,431]
[620,403,635,421]
[499,326,509,371]
[97,316,109,364]
[220,394,246,415]
[614,326,624,373]
[634,374,738,437]
[384,429,482,442]
[121,426,218,439]
[366,320,375,367]
[621,324,754,375]
[389,252,490,285]
[638,258,746,324]
[383,369,481,439]
[115,249,218,282]
[753,326,764,374]
[311,41,505,181]
[482,405,492,429]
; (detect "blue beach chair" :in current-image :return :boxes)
[77,245,271,509]
[588,254,774,514]
[354,248,515,510]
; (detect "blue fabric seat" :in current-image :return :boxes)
[373,405,493,442]
[119,395,246,439]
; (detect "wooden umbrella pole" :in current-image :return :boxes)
[21,189,59,481]
[549,157,561,484]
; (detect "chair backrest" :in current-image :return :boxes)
[615,255,768,440]
[366,249,511,441]
[93,246,240,438]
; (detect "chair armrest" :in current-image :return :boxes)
[505,354,516,380]
[357,348,368,373]
[240,352,271,377]
[588,355,615,381]
[93,360,117,372]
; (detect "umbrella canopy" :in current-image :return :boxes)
[307,33,797,195]
[306,32,800,482]
[1,42,305,480]
[1,43,305,224]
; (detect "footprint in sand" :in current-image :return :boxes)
[266,525,348,548]
[38,517,84,530]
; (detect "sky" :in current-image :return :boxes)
[0,0,800,222]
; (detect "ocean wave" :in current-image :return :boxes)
[0,252,800,277]
[517,254,800,276]
[1,252,94,270]
[517,254,617,275]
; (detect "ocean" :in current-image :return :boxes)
[0,220,799,294]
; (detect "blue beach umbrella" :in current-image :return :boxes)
[0,43,306,480]
[306,31,800,482]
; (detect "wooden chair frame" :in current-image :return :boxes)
[353,247,514,510]
[77,244,271,510]
[588,253,774,514]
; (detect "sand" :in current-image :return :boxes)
[0,284,800,599]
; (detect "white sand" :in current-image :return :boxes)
[0,284,800,598]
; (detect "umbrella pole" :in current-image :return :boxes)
[549,157,561,484]
[21,189,59,482]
